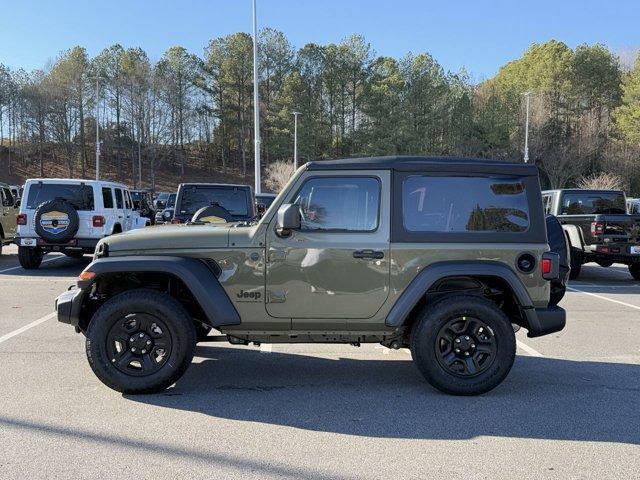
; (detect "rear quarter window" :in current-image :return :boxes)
[402,176,530,233]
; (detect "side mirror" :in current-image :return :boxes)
[276,203,301,236]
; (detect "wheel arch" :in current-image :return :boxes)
[385,261,536,330]
[76,256,240,331]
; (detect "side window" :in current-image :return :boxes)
[102,187,114,209]
[124,191,132,210]
[293,177,380,232]
[1,188,9,206]
[115,189,124,209]
[2,188,14,206]
[402,176,529,233]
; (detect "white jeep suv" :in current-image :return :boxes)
[15,178,149,269]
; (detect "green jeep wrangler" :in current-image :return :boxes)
[56,156,566,396]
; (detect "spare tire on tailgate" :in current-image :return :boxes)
[546,214,570,306]
[34,198,80,243]
[191,204,234,224]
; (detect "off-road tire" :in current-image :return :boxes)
[18,246,43,269]
[629,264,640,281]
[86,289,196,394]
[569,248,582,280]
[410,295,516,396]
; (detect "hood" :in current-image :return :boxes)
[100,223,230,254]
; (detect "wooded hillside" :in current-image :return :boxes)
[1,33,638,192]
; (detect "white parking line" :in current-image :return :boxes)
[567,286,640,311]
[0,255,66,274]
[516,340,543,357]
[0,312,56,345]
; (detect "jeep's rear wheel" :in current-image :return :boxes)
[410,295,516,395]
[18,246,43,269]
[86,289,196,394]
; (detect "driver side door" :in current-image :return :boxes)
[265,171,391,329]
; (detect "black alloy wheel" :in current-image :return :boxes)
[86,289,196,394]
[106,313,172,377]
[434,316,497,377]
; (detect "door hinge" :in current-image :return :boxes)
[266,289,286,303]
[268,248,286,262]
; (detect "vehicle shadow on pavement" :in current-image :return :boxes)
[129,346,640,444]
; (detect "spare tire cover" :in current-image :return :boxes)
[34,199,80,243]
[191,204,233,224]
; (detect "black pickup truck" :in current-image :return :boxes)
[543,189,640,279]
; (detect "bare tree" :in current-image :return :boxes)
[578,172,624,190]
[264,160,295,192]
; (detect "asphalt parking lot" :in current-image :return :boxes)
[0,243,638,480]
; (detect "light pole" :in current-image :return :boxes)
[252,0,261,194]
[95,77,101,180]
[523,91,532,163]
[292,111,301,170]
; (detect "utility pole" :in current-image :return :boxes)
[292,111,301,170]
[523,91,531,163]
[95,78,101,180]
[252,0,261,194]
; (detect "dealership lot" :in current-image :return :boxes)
[0,244,638,480]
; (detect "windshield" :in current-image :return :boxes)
[26,183,94,210]
[167,194,176,208]
[178,186,249,217]
[561,192,626,215]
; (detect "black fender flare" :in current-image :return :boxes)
[80,256,240,327]
[385,260,535,328]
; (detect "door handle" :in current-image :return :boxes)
[353,249,384,259]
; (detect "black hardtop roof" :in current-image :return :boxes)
[305,155,538,176]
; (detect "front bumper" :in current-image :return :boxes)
[55,287,84,328]
[525,306,566,338]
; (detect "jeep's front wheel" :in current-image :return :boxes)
[410,295,516,395]
[86,289,196,394]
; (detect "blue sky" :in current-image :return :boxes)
[1,0,638,80]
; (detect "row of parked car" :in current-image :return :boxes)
[0,177,277,269]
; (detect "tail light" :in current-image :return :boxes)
[591,221,604,235]
[92,215,105,227]
[541,252,559,280]
[17,213,27,225]
[171,218,182,224]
